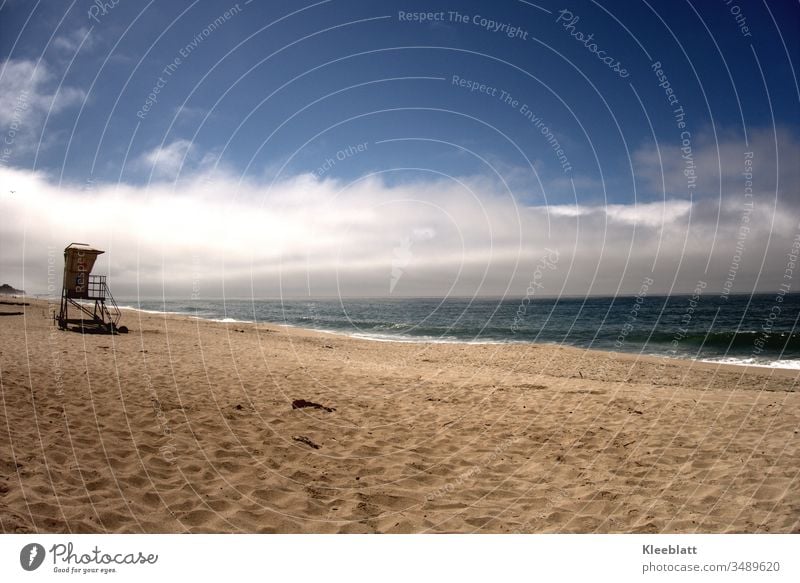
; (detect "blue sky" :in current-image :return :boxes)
[1,0,798,297]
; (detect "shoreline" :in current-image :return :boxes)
[1,298,798,533]
[114,301,800,373]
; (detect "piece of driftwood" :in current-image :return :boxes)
[291,399,335,412]
[292,435,320,449]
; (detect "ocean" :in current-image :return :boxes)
[120,293,800,369]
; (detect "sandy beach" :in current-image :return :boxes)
[0,298,797,533]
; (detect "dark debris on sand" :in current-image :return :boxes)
[292,399,335,413]
[292,435,321,449]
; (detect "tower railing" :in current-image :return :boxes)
[57,275,121,332]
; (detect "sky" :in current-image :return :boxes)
[0,0,798,299]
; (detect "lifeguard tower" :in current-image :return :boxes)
[56,243,123,333]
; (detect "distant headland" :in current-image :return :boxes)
[0,283,25,295]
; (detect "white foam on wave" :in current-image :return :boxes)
[119,304,244,322]
[349,331,512,345]
[118,305,189,316]
[208,317,252,324]
[700,356,800,370]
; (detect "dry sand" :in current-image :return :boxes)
[1,299,798,533]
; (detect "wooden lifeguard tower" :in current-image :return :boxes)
[56,243,123,333]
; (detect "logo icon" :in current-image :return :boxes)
[20,543,46,571]
[389,228,435,293]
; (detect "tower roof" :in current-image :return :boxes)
[64,243,104,254]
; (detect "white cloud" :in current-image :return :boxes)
[544,200,692,227]
[605,200,692,227]
[52,27,93,53]
[0,58,86,154]
[139,139,194,179]
[633,126,800,206]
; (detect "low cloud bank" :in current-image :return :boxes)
[1,155,795,299]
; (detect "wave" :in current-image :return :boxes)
[349,331,513,345]
[633,330,800,352]
[118,305,191,316]
[700,357,800,370]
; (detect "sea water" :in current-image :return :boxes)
[120,293,800,369]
